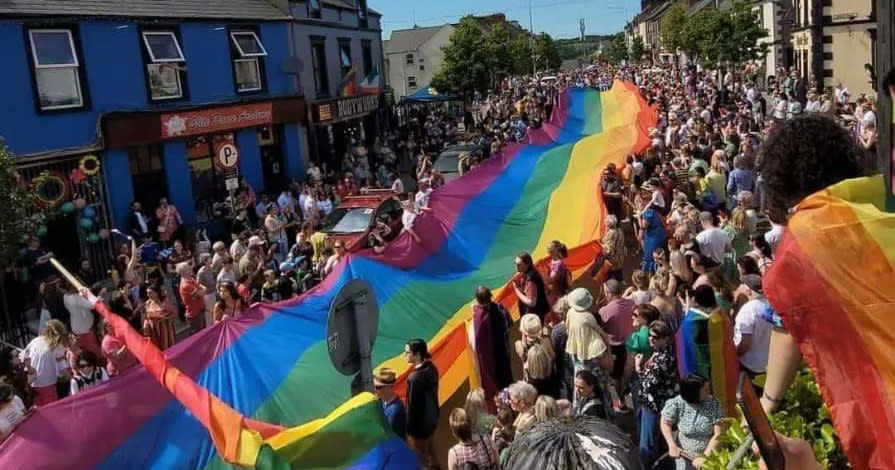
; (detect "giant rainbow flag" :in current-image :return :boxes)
[764,174,895,470]
[0,81,655,470]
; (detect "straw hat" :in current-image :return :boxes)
[567,288,593,313]
[520,313,542,337]
[373,367,397,387]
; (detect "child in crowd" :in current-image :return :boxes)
[69,351,108,396]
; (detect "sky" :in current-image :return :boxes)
[371,0,642,40]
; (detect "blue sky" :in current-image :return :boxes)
[372,0,641,40]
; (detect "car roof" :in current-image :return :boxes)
[337,193,395,209]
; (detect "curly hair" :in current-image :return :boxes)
[758,114,863,223]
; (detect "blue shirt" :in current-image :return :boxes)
[382,397,407,440]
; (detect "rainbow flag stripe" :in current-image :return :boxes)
[764,175,895,470]
[0,82,655,470]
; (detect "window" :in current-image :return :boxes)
[408,76,417,89]
[357,0,369,28]
[28,29,84,110]
[338,38,353,79]
[419,64,425,71]
[418,58,424,63]
[311,38,330,97]
[230,30,267,92]
[361,40,373,76]
[308,0,322,19]
[405,53,414,65]
[141,31,185,100]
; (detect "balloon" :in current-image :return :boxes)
[35,225,47,237]
[87,233,99,244]
[73,198,87,210]
[98,229,110,240]
[61,202,75,214]
[83,206,97,219]
[79,217,94,229]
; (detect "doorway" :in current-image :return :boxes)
[259,126,285,192]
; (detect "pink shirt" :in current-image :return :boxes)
[598,298,635,346]
[102,334,138,376]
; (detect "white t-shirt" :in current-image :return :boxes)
[764,223,785,254]
[19,336,66,388]
[401,209,417,232]
[415,189,432,209]
[64,293,94,335]
[0,395,26,436]
[735,297,773,373]
[69,368,110,395]
[696,227,730,264]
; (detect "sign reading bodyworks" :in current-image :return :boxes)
[313,94,380,124]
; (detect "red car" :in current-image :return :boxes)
[320,190,404,252]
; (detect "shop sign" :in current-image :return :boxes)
[314,94,380,124]
[161,102,273,139]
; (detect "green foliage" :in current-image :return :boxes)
[484,23,513,87]
[660,3,688,53]
[534,33,562,71]
[677,0,768,69]
[603,32,628,64]
[701,370,849,470]
[430,17,491,100]
[0,145,48,266]
[631,36,646,62]
[509,35,533,75]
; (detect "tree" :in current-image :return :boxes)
[484,23,513,87]
[430,17,491,100]
[509,35,533,75]
[679,0,767,70]
[534,33,562,71]
[603,32,628,64]
[631,36,646,62]
[660,3,687,54]
[722,0,769,67]
[0,145,46,265]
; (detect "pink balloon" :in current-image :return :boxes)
[73,198,87,210]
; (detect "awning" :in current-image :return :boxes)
[398,85,458,105]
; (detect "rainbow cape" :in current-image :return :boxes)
[0,81,655,470]
[764,175,895,470]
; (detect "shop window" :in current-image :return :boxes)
[405,53,414,65]
[27,29,85,111]
[311,37,330,98]
[141,31,186,101]
[357,0,369,28]
[361,40,373,76]
[188,135,228,221]
[408,76,417,89]
[230,30,267,93]
[308,0,322,19]
[338,38,353,79]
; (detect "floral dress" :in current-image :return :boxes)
[661,396,724,470]
[636,344,678,414]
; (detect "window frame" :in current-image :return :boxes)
[308,0,322,19]
[357,0,369,28]
[338,37,353,78]
[233,58,264,92]
[229,28,267,94]
[27,28,87,111]
[405,53,414,65]
[230,31,268,58]
[407,76,417,89]
[141,31,185,63]
[361,39,373,76]
[146,63,184,100]
[310,36,330,98]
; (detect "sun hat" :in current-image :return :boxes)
[373,368,397,387]
[567,288,593,312]
[520,313,542,337]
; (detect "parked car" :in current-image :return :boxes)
[321,190,403,252]
[433,144,483,182]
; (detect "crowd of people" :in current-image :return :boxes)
[1,54,884,470]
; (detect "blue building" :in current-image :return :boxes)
[0,0,309,269]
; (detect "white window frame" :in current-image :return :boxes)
[405,53,414,65]
[142,31,185,63]
[234,58,263,92]
[28,29,84,110]
[308,0,322,17]
[230,31,267,57]
[29,29,79,67]
[146,63,184,100]
[408,76,417,88]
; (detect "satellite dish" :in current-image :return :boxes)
[326,279,378,391]
[281,56,303,75]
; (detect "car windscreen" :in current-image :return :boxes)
[321,207,373,233]
[434,153,461,173]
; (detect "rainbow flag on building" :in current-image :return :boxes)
[764,174,895,470]
[0,82,655,470]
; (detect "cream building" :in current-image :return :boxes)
[791,0,876,96]
[384,25,455,99]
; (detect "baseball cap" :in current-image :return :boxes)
[248,236,266,248]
